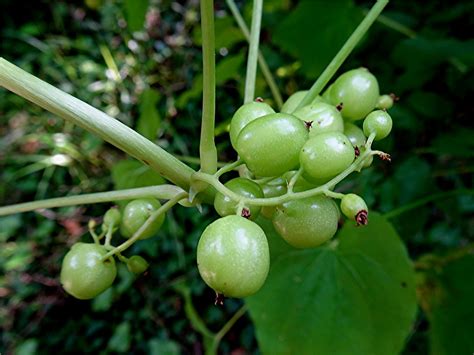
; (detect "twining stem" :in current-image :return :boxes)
[101,192,188,260]
[215,159,243,178]
[294,0,390,111]
[0,58,196,190]
[244,0,263,103]
[199,0,218,175]
[226,0,283,108]
[0,185,191,216]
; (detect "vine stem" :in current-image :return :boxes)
[294,0,390,111]
[101,192,188,260]
[209,305,248,354]
[193,147,377,207]
[0,58,196,191]
[225,0,283,108]
[199,0,218,176]
[244,0,263,103]
[0,185,191,216]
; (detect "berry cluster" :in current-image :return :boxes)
[196,68,394,299]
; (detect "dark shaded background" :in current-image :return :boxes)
[1,0,473,354]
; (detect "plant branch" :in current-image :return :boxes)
[210,304,248,354]
[294,0,389,111]
[0,58,196,190]
[102,192,187,259]
[226,0,283,108]
[243,0,263,103]
[199,0,218,175]
[0,185,191,216]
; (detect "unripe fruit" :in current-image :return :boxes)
[236,113,308,177]
[293,102,344,137]
[340,193,368,225]
[363,110,393,141]
[229,101,275,149]
[127,255,149,275]
[329,68,379,121]
[60,243,116,300]
[197,216,270,298]
[214,177,263,219]
[120,198,165,239]
[343,122,366,149]
[376,94,394,110]
[281,91,325,113]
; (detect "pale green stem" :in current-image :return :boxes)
[102,192,188,259]
[287,167,303,193]
[323,190,346,200]
[370,11,417,38]
[225,0,283,108]
[104,224,114,248]
[193,148,376,207]
[0,185,190,216]
[0,58,195,190]
[294,0,389,111]
[210,305,248,354]
[215,159,243,178]
[173,154,228,168]
[199,0,218,175]
[243,0,263,103]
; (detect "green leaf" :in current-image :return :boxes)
[272,0,360,77]
[431,128,474,157]
[417,255,474,355]
[136,89,161,140]
[176,52,245,107]
[148,338,181,355]
[14,338,38,355]
[0,215,22,242]
[123,0,149,32]
[247,213,417,355]
[108,321,131,352]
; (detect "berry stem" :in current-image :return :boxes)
[244,0,263,104]
[226,0,283,108]
[101,192,188,260]
[214,159,244,178]
[0,185,191,217]
[294,0,389,111]
[199,0,218,176]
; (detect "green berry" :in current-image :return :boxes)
[300,132,355,181]
[363,110,393,140]
[229,101,275,149]
[127,255,149,275]
[197,216,270,298]
[376,94,394,110]
[344,122,366,148]
[260,178,287,219]
[214,177,263,219]
[293,102,344,137]
[281,91,325,113]
[120,198,165,239]
[329,68,380,121]
[60,243,116,300]
[340,193,368,225]
[103,207,121,230]
[236,113,308,177]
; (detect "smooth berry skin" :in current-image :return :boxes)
[236,113,308,177]
[197,216,270,298]
[60,243,116,300]
[329,68,380,121]
[344,122,366,148]
[103,208,121,228]
[363,110,393,141]
[229,101,275,149]
[300,132,355,181]
[260,178,287,219]
[272,196,339,248]
[214,177,264,219]
[293,102,344,138]
[376,94,394,110]
[120,198,165,239]
[341,193,368,224]
[126,255,149,275]
[281,90,325,113]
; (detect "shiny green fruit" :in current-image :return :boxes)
[197,216,270,298]
[293,102,344,137]
[60,243,116,300]
[344,122,366,148]
[363,110,393,141]
[121,198,165,239]
[281,90,325,113]
[236,113,308,177]
[214,177,263,219]
[329,68,379,121]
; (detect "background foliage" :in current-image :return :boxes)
[0,0,473,354]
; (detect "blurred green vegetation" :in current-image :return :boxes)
[0,0,473,354]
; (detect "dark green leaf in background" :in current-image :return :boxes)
[272,0,360,77]
[137,89,161,141]
[247,213,417,355]
[123,0,149,32]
